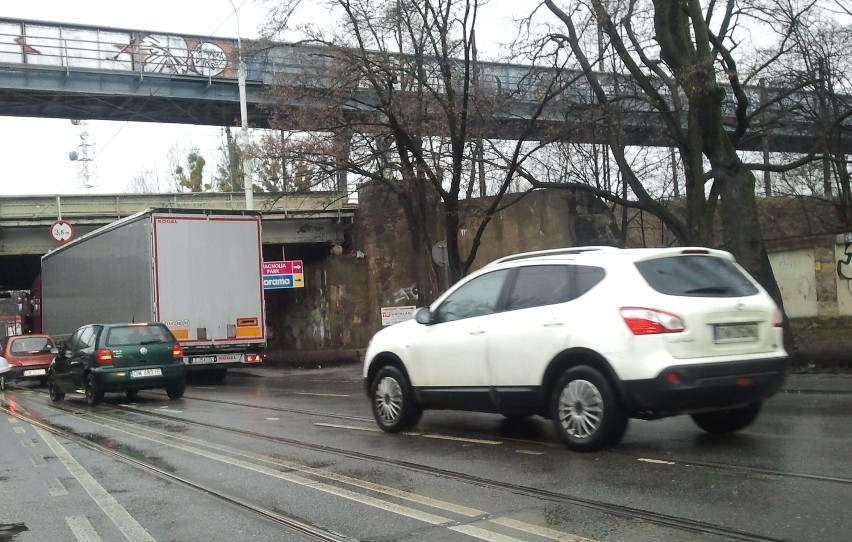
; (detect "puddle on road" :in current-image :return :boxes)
[0,523,29,540]
[51,422,179,474]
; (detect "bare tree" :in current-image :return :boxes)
[756,0,852,228]
[261,0,574,302]
[126,168,163,194]
[533,0,791,323]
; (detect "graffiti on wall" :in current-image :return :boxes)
[838,242,852,291]
[838,243,852,280]
[392,283,418,304]
[0,20,235,79]
[835,243,852,316]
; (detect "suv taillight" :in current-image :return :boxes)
[172,344,184,360]
[773,308,784,327]
[95,349,114,364]
[620,307,685,335]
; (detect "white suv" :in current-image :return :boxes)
[363,247,788,451]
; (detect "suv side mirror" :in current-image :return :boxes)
[414,307,433,325]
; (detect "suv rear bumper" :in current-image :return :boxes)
[619,357,788,417]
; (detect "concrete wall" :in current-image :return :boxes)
[269,185,852,352]
[768,249,819,318]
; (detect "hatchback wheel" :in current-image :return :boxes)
[551,366,628,452]
[166,381,185,400]
[85,374,103,406]
[48,373,65,402]
[370,366,422,433]
[125,389,139,400]
[0,374,7,391]
[691,401,762,434]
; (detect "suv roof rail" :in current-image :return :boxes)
[486,246,621,266]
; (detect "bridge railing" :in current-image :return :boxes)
[0,191,356,225]
[1,17,848,142]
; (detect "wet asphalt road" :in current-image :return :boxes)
[1,364,850,542]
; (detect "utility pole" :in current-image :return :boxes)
[231,0,253,210]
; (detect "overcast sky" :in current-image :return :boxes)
[1,0,275,196]
[1,0,518,197]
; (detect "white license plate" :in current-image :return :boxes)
[23,369,46,377]
[130,368,163,378]
[713,323,758,343]
[188,356,217,364]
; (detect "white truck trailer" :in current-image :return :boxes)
[39,208,266,380]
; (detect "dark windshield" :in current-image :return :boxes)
[106,325,174,347]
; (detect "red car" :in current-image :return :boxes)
[0,334,58,390]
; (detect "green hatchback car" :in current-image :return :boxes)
[48,322,187,405]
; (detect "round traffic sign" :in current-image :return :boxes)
[50,220,74,243]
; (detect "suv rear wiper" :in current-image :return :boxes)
[684,286,731,294]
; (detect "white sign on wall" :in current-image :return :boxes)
[380,306,416,326]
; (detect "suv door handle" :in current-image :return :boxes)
[469,330,486,335]
[543,322,565,327]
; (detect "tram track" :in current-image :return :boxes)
[0,397,352,542]
[6,387,822,542]
[158,390,852,487]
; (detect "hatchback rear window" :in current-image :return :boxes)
[106,325,174,347]
[11,337,53,354]
[635,255,759,297]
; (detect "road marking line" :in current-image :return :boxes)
[34,427,157,542]
[8,417,20,423]
[315,422,503,445]
[515,449,545,455]
[492,518,595,541]
[21,438,36,447]
[66,515,104,542]
[294,392,351,397]
[265,417,280,421]
[314,422,381,432]
[47,477,69,496]
[638,458,676,465]
[420,434,502,445]
[31,455,46,467]
[14,426,25,434]
[80,412,599,542]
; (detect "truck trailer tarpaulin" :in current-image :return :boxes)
[38,208,266,378]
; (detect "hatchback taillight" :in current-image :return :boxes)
[172,344,184,360]
[620,307,685,335]
[95,349,114,364]
[773,308,784,327]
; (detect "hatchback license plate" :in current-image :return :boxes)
[130,368,162,378]
[23,369,46,377]
[714,323,758,343]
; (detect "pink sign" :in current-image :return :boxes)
[262,260,303,275]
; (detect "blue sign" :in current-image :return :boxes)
[263,274,294,289]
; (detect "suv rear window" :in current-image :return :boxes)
[635,255,759,297]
